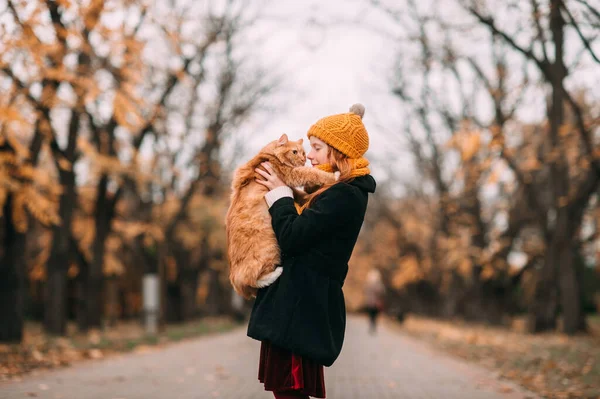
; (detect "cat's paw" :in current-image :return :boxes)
[292,188,309,205]
[256,267,283,288]
[304,182,320,194]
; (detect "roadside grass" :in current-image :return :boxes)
[0,316,240,382]
[392,314,600,399]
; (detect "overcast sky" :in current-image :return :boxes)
[223,0,406,182]
[224,0,600,190]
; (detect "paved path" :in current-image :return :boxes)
[1,316,538,399]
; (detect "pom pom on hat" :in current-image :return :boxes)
[349,103,365,119]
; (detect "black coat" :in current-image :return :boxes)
[247,174,376,367]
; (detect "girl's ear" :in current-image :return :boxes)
[278,134,289,146]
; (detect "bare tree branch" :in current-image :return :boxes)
[530,0,551,63]
[561,2,600,64]
[462,2,552,79]
[573,0,600,21]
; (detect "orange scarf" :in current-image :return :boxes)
[313,157,370,177]
[294,157,370,213]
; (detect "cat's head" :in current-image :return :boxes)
[264,134,306,167]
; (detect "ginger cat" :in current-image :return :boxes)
[226,134,337,299]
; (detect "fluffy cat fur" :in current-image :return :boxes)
[226,134,337,299]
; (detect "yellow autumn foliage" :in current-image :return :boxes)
[112,220,164,243]
[392,256,424,289]
[0,187,6,215]
[113,91,145,131]
[21,185,61,228]
[447,123,483,162]
[77,137,156,185]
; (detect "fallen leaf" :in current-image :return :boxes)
[31,350,44,362]
[88,330,102,345]
[133,345,153,354]
[88,349,103,359]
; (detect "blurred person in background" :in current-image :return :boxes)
[364,268,386,335]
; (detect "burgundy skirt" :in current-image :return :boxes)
[258,341,326,398]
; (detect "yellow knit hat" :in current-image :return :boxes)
[307,104,369,158]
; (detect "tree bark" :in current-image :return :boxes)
[203,268,225,316]
[105,276,119,327]
[527,244,559,332]
[179,271,199,320]
[164,274,199,323]
[0,125,45,341]
[559,243,583,334]
[165,282,182,323]
[44,167,76,335]
[79,175,111,331]
[164,246,201,323]
[527,0,581,333]
[44,267,69,336]
[0,195,26,342]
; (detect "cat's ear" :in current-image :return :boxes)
[278,134,288,145]
[297,138,303,145]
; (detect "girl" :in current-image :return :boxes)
[248,104,376,399]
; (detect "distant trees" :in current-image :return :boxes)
[0,0,275,341]
[365,0,599,334]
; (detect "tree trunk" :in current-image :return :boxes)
[559,244,584,334]
[44,266,69,336]
[526,0,573,334]
[80,175,110,331]
[165,281,182,323]
[441,271,462,318]
[83,228,106,330]
[105,276,119,327]
[0,195,26,342]
[527,245,559,332]
[204,268,225,316]
[74,246,88,331]
[574,251,588,331]
[44,168,76,335]
[83,258,105,330]
[180,269,199,321]
[164,257,199,323]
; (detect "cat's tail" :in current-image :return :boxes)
[229,266,283,299]
[256,267,283,288]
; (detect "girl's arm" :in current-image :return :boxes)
[268,183,362,255]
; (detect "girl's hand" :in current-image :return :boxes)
[255,162,287,190]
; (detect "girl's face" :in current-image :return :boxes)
[307,136,330,166]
